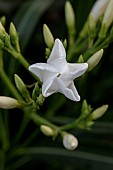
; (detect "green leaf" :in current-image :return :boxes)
[13,0,54,51]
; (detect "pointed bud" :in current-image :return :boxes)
[87,49,103,71]
[77,55,84,63]
[90,0,109,21]
[36,94,45,106]
[63,133,78,150]
[0,96,21,109]
[40,125,55,137]
[14,74,31,102]
[0,21,5,37]
[65,1,76,37]
[91,105,108,120]
[10,22,20,52]
[0,16,6,26]
[43,24,54,48]
[45,48,51,57]
[32,83,39,101]
[99,0,113,38]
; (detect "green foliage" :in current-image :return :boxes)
[0,0,113,170]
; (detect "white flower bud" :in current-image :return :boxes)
[43,24,54,48]
[40,125,54,137]
[63,133,78,150]
[87,49,103,71]
[99,0,113,38]
[0,96,21,109]
[102,0,113,28]
[91,105,108,120]
[90,0,110,21]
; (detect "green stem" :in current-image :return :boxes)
[17,53,29,70]
[4,47,41,83]
[0,113,10,151]
[59,117,82,131]
[0,70,22,100]
[29,112,58,130]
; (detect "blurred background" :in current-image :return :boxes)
[0,0,113,169]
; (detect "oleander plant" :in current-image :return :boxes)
[0,0,113,169]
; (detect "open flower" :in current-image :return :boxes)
[29,39,88,101]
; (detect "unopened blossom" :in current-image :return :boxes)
[0,96,21,109]
[63,133,78,150]
[102,0,113,28]
[90,0,110,21]
[29,39,88,101]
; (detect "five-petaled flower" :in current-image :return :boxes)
[29,39,88,101]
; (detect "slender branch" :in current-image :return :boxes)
[0,70,22,100]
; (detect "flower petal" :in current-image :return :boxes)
[67,63,88,80]
[42,77,57,97]
[29,63,58,82]
[47,39,67,72]
[46,77,80,101]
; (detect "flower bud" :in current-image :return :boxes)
[65,1,75,33]
[40,125,54,137]
[99,0,113,38]
[43,24,54,48]
[63,133,78,150]
[45,48,51,57]
[90,0,109,21]
[77,55,84,63]
[36,94,45,106]
[14,74,31,102]
[91,105,108,120]
[10,22,20,52]
[0,16,6,27]
[88,14,96,37]
[87,49,103,71]
[32,83,39,101]
[0,21,5,37]
[0,96,21,109]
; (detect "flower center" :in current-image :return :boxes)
[57,73,61,77]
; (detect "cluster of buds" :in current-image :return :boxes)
[40,125,78,150]
[0,18,20,59]
[78,100,108,129]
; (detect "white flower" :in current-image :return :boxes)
[29,39,88,101]
[63,133,78,150]
[90,0,110,21]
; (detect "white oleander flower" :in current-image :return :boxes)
[63,133,78,150]
[29,39,88,101]
[90,0,110,21]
